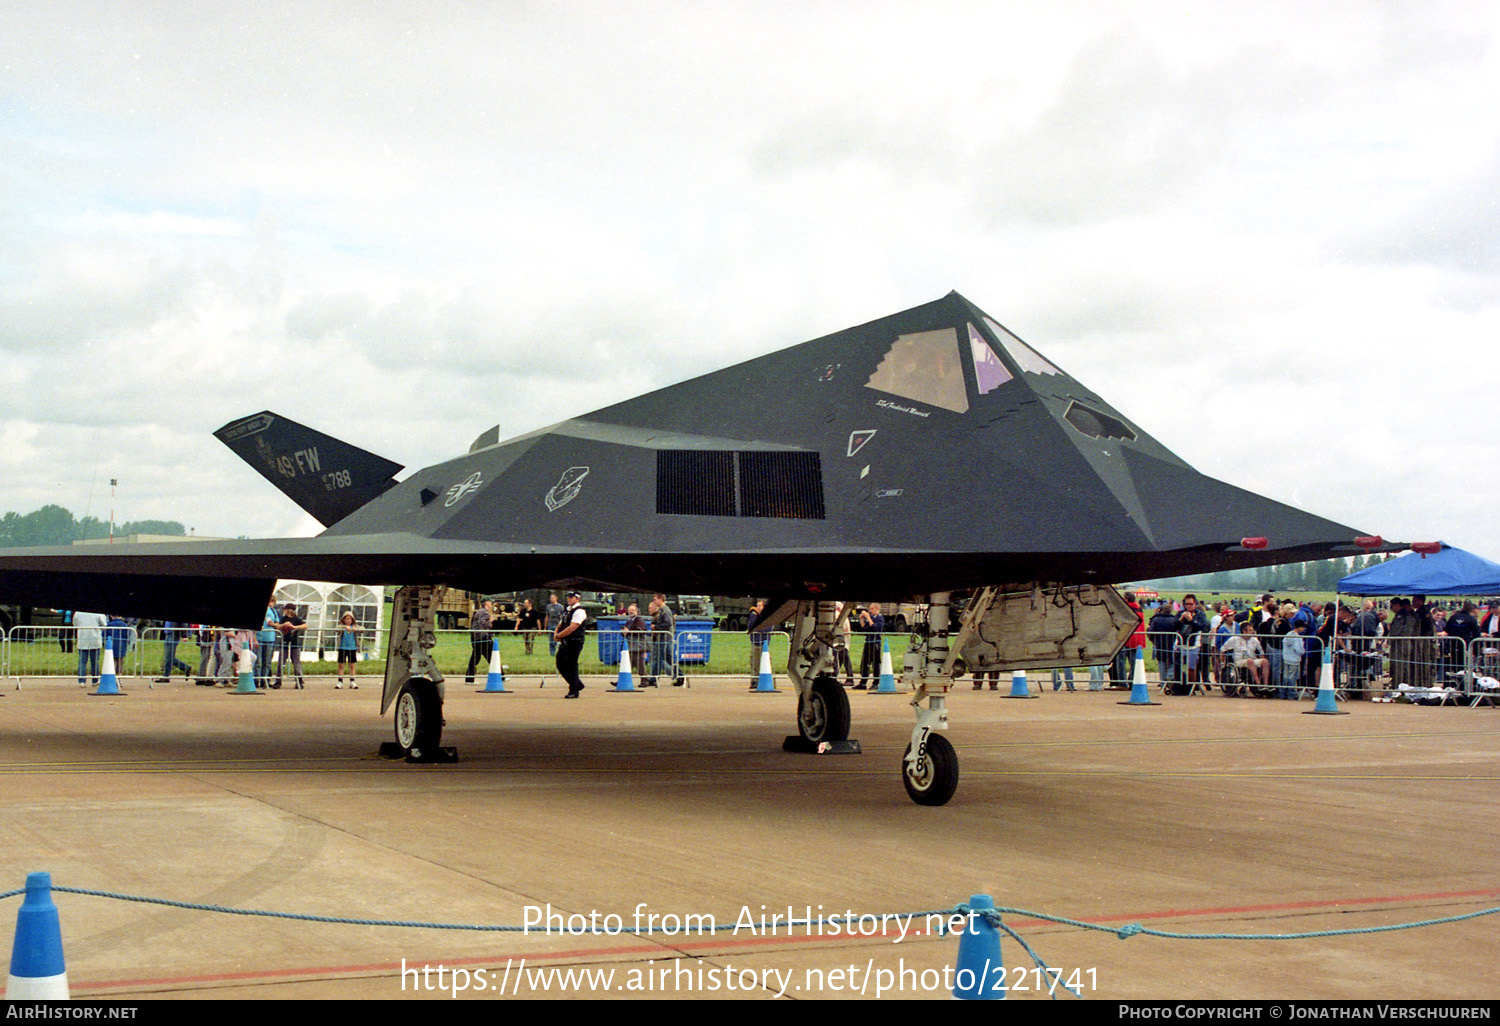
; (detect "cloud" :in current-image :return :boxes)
[0,2,1496,556]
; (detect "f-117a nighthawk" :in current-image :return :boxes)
[0,292,1386,803]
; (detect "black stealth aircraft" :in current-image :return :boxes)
[0,292,1384,803]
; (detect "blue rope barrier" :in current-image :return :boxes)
[6,884,1497,1001]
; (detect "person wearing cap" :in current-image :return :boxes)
[555,591,589,698]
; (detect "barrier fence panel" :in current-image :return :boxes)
[1329,631,1473,702]
[6,625,142,682]
[428,629,807,683]
[1145,630,1338,698]
[1470,638,1500,704]
[1142,623,1488,703]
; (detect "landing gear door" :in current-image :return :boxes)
[959,584,1134,673]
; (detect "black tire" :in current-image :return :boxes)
[393,678,442,756]
[798,674,850,744]
[902,732,959,806]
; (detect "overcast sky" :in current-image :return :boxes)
[2,1,1497,562]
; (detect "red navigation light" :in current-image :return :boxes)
[1411,541,1442,555]
[1240,537,1268,550]
[1353,536,1383,550]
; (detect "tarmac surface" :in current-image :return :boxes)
[1,670,1497,1001]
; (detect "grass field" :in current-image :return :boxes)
[4,628,914,682]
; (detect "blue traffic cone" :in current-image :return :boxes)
[952,894,1005,1000]
[752,645,779,692]
[1304,647,1348,715]
[89,648,124,696]
[1120,647,1161,706]
[7,872,68,999]
[478,639,510,693]
[231,648,261,695]
[871,638,900,694]
[612,646,637,692]
[1002,668,1036,699]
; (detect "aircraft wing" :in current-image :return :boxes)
[0,292,1386,626]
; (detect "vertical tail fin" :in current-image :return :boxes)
[215,411,404,527]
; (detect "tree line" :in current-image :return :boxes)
[1148,552,1397,594]
[0,505,186,548]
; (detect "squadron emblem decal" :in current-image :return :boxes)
[545,466,590,512]
[444,472,483,507]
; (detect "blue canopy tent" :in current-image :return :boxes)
[1339,544,1500,702]
[1338,543,1500,596]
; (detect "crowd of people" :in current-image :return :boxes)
[60,602,368,690]
[52,589,1500,704]
[1136,592,1500,701]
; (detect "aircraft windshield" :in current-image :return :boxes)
[865,328,970,414]
[968,323,1013,395]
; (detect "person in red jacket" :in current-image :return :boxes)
[1112,591,1145,688]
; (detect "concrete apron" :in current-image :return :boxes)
[0,676,1496,1000]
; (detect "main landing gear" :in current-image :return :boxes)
[784,596,959,803]
[785,601,854,751]
[380,585,456,763]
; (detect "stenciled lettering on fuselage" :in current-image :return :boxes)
[874,399,931,418]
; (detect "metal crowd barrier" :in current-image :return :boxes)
[10,621,1489,701]
[1140,624,1500,704]
[0,627,804,685]
[428,629,798,683]
[5,625,143,683]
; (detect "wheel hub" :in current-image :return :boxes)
[395,692,417,748]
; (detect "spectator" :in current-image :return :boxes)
[555,591,589,698]
[854,603,885,690]
[155,621,193,683]
[106,615,131,674]
[1175,594,1209,684]
[649,594,681,687]
[624,603,652,686]
[834,601,854,686]
[276,603,308,689]
[465,599,495,685]
[73,610,106,687]
[1481,601,1500,637]
[545,593,565,657]
[1113,591,1145,688]
[194,625,217,685]
[257,602,279,688]
[334,612,362,689]
[1386,598,1419,689]
[1280,607,1306,700]
[518,598,542,655]
[1224,621,1271,691]
[747,599,768,690]
[1149,603,1179,685]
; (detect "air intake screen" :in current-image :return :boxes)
[656,451,824,519]
[739,451,824,519]
[656,451,736,516]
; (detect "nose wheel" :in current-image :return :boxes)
[902,731,958,806]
